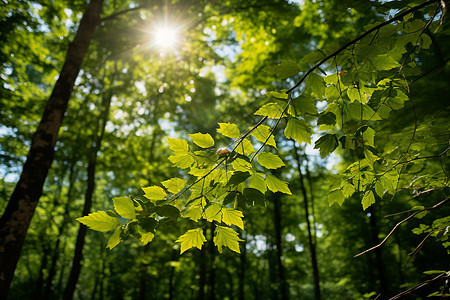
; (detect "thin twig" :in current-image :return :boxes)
[287,0,439,94]
[354,197,449,258]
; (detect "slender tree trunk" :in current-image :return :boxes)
[271,191,289,300]
[238,231,246,300]
[63,86,113,300]
[43,162,78,299]
[369,207,388,297]
[208,223,216,300]
[198,228,207,300]
[293,143,321,300]
[0,0,102,296]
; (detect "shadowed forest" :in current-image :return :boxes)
[0,0,449,299]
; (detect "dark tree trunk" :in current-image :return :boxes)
[271,191,289,300]
[198,228,207,300]
[43,162,78,299]
[238,231,246,300]
[293,144,321,300]
[63,85,113,300]
[369,207,388,297]
[208,223,216,300]
[0,0,102,296]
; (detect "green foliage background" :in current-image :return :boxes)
[1,0,449,299]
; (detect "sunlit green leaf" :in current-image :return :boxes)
[222,208,244,230]
[142,186,167,201]
[217,123,240,139]
[113,197,136,220]
[254,102,286,119]
[106,227,122,250]
[77,211,120,232]
[257,152,285,169]
[284,118,312,144]
[167,137,189,154]
[176,228,207,254]
[266,174,291,195]
[250,124,277,148]
[214,225,243,253]
[362,190,375,210]
[161,178,186,194]
[189,132,214,148]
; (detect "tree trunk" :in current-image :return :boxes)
[271,191,289,300]
[208,223,216,300]
[43,162,78,299]
[0,0,102,296]
[238,231,246,300]
[368,207,388,297]
[293,143,321,300]
[63,85,113,300]
[198,228,207,300]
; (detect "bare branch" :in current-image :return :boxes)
[354,197,449,258]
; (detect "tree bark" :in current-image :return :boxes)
[0,0,102,296]
[271,191,289,300]
[293,143,321,300]
[63,85,113,300]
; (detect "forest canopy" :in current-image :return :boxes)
[0,0,449,299]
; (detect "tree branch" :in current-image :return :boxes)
[287,0,440,94]
[354,197,449,258]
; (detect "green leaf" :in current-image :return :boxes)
[176,228,207,254]
[214,225,243,253]
[266,174,291,195]
[140,232,155,245]
[362,127,375,147]
[205,203,223,222]
[249,173,267,193]
[254,102,286,119]
[235,139,255,155]
[168,153,195,169]
[364,149,379,169]
[243,188,266,206]
[317,112,336,126]
[161,178,186,194]
[228,171,251,186]
[307,73,325,98]
[263,60,301,79]
[292,95,318,115]
[113,197,136,220]
[347,87,363,102]
[231,158,252,172]
[156,205,180,219]
[314,134,338,158]
[189,132,214,148]
[257,152,285,169]
[250,124,277,148]
[142,186,167,202]
[371,55,400,70]
[222,208,244,230]
[362,191,375,210]
[328,188,345,206]
[77,211,120,232]
[106,227,122,250]
[284,118,312,144]
[423,270,446,275]
[167,137,189,154]
[266,90,289,100]
[217,123,240,139]
[184,205,203,221]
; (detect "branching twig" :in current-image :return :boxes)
[354,197,449,258]
[287,0,440,94]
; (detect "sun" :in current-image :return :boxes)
[153,26,179,50]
